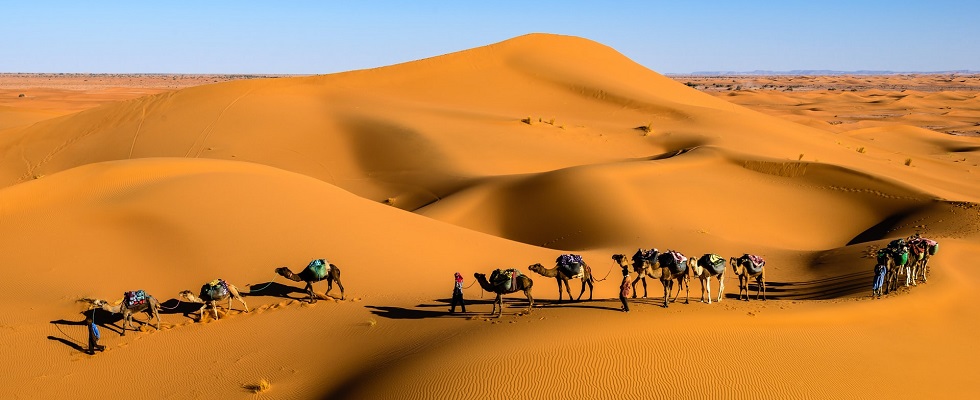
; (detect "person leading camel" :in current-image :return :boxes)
[872,263,887,299]
[618,262,632,312]
[449,272,466,313]
[86,311,105,355]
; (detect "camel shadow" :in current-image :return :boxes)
[732,271,874,300]
[157,298,206,319]
[368,296,531,320]
[244,281,306,300]
[366,305,472,320]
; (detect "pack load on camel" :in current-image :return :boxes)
[202,279,230,302]
[660,250,688,275]
[124,290,147,308]
[632,248,659,265]
[745,254,766,275]
[556,254,587,279]
[490,268,523,292]
[306,258,331,280]
[699,253,726,275]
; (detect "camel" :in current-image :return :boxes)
[474,270,534,317]
[656,250,690,308]
[687,253,726,304]
[730,254,766,301]
[627,248,662,298]
[880,240,911,293]
[907,234,938,284]
[178,279,249,321]
[275,259,345,303]
[88,290,161,336]
[528,255,594,302]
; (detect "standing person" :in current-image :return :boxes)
[872,263,887,299]
[619,264,632,312]
[450,272,467,313]
[86,310,106,355]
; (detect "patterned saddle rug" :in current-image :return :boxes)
[556,254,587,278]
[659,250,688,275]
[698,254,726,275]
[124,290,147,308]
[306,258,331,280]
[742,254,765,275]
[201,279,229,302]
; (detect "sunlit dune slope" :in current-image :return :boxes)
[5,34,977,214]
[0,157,555,321]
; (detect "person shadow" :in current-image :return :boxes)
[48,308,119,352]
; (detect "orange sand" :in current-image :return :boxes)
[1,34,978,399]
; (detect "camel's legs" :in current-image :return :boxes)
[631,276,646,299]
[328,276,345,300]
[577,279,594,301]
[212,302,219,320]
[562,278,574,302]
[757,276,766,300]
[525,289,534,311]
[235,295,249,313]
[684,278,690,304]
[662,280,671,308]
[149,307,161,330]
[704,278,711,304]
[305,282,317,303]
[717,276,725,303]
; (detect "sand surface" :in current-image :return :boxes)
[1,34,979,399]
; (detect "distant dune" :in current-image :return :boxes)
[1,33,979,399]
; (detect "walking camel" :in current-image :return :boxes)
[87,290,161,336]
[656,250,691,308]
[528,254,595,302]
[688,253,726,304]
[474,270,534,317]
[178,279,249,321]
[274,259,345,303]
[627,248,661,298]
[730,254,766,301]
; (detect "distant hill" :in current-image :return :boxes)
[675,70,979,76]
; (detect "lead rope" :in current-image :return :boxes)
[247,273,281,292]
[592,262,615,282]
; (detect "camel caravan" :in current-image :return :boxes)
[478,235,939,316]
[78,258,345,339]
[872,233,939,299]
[71,234,938,342]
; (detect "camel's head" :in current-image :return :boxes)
[177,290,196,301]
[473,272,486,281]
[729,257,745,276]
[91,299,108,308]
[274,266,289,276]
[527,263,544,274]
[611,254,627,266]
[687,258,700,277]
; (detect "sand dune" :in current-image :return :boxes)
[2,33,980,398]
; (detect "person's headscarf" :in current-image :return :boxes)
[454,272,463,283]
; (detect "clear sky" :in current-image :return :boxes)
[2,0,978,74]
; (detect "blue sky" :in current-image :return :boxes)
[2,1,978,74]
